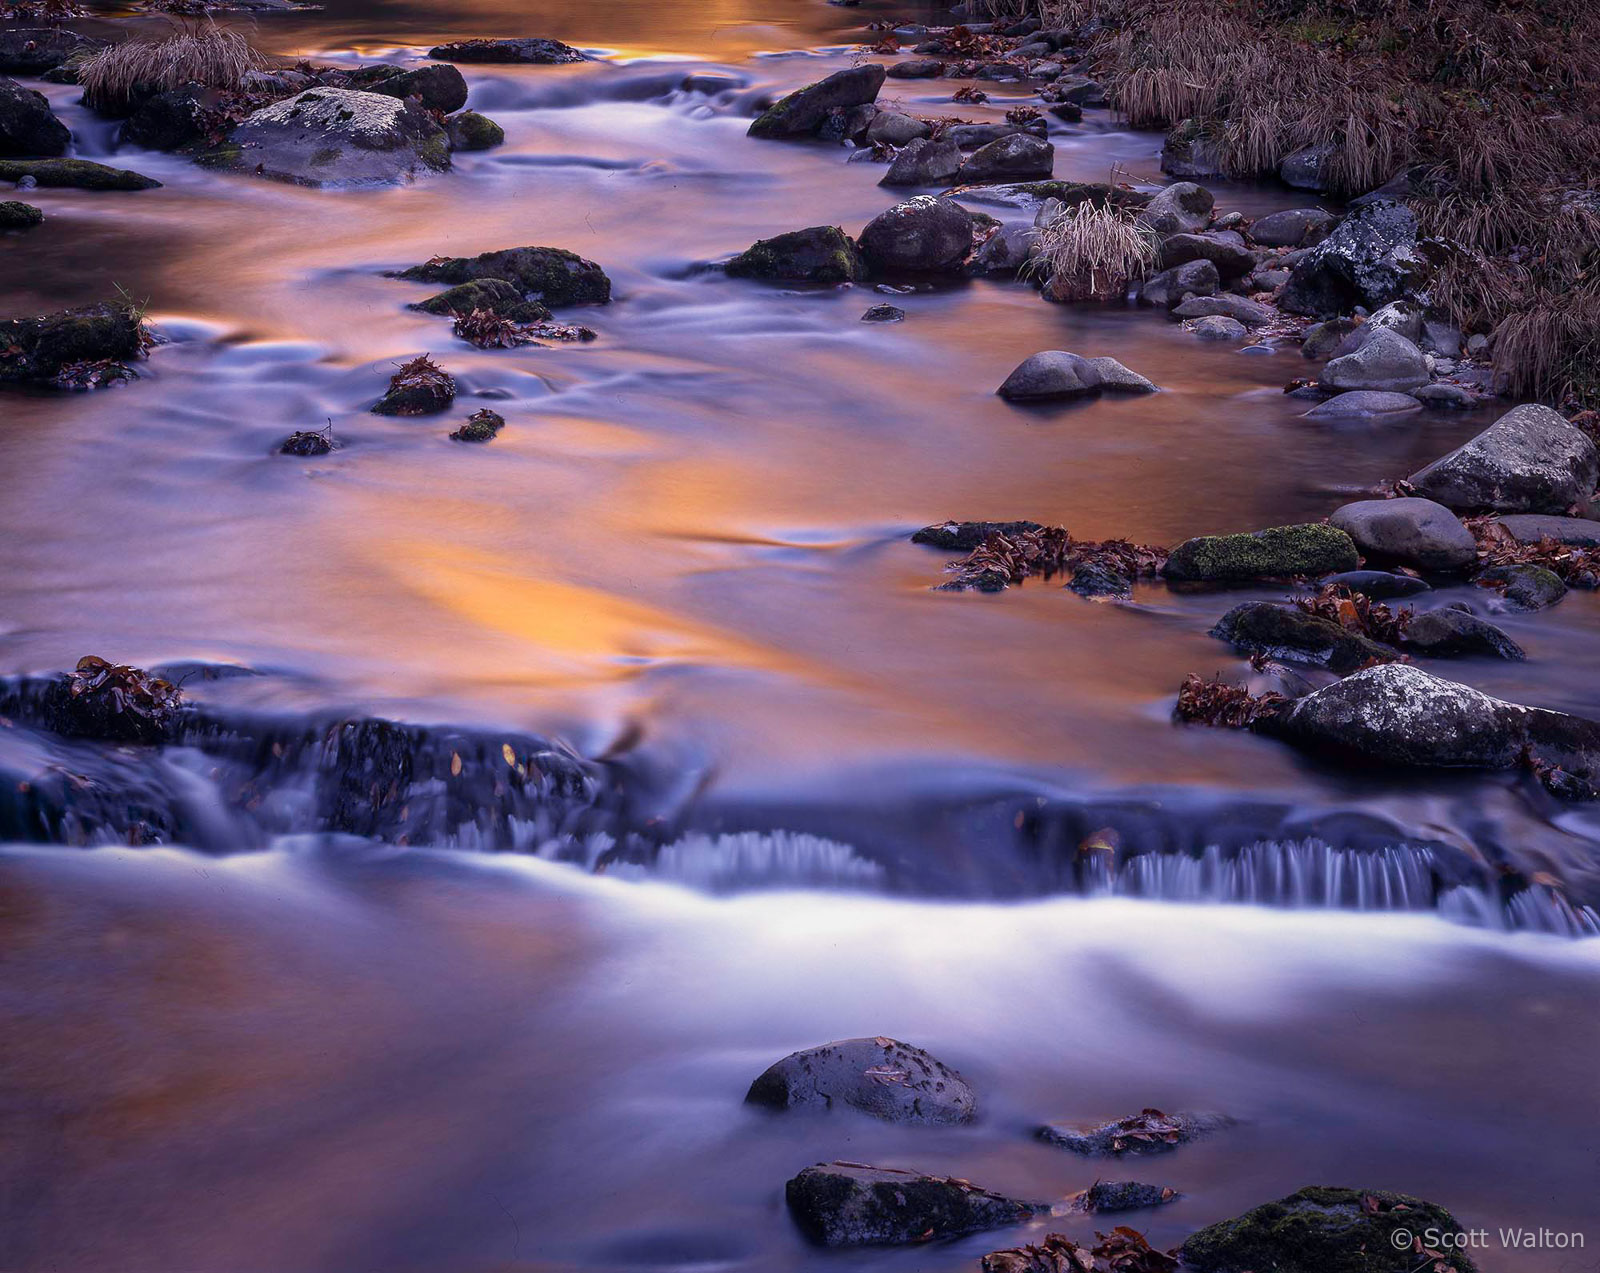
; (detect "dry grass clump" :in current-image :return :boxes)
[78,22,269,114]
[1030,202,1160,302]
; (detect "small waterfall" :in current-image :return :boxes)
[1113,841,1439,910]
[601,830,886,893]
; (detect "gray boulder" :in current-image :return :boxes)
[1160,231,1255,278]
[1140,181,1213,235]
[746,1037,976,1124]
[1328,497,1477,570]
[880,136,961,187]
[787,1162,1039,1246]
[858,195,974,273]
[1319,327,1428,393]
[1139,259,1219,309]
[725,225,866,283]
[1279,144,1334,191]
[1172,294,1276,326]
[964,222,1037,275]
[1250,207,1333,248]
[1303,391,1422,420]
[958,132,1054,183]
[219,88,450,186]
[866,110,929,146]
[886,58,943,79]
[1191,315,1247,341]
[1087,356,1158,392]
[1498,514,1600,547]
[1161,118,1223,178]
[1403,608,1525,660]
[998,350,1103,400]
[749,64,885,138]
[1323,569,1430,599]
[1408,404,1600,513]
[0,76,70,157]
[1280,199,1425,317]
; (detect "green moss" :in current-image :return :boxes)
[1181,1186,1477,1273]
[397,246,611,306]
[1163,524,1359,582]
[725,226,868,283]
[0,159,161,191]
[410,279,550,322]
[0,200,44,230]
[447,110,505,151]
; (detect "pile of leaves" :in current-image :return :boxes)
[453,307,534,349]
[940,526,1166,592]
[1005,105,1044,125]
[944,24,1010,57]
[1291,582,1411,643]
[983,1228,1178,1273]
[953,84,990,104]
[390,352,454,394]
[45,655,183,744]
[1466,516,1600,588]
[1175,674,1288,729]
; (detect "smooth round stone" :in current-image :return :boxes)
[1303,390,1423,419]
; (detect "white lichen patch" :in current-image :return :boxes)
[243,88,411,145]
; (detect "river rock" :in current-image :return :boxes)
[1322,570,1430,599]
[427,37,585,63]
[1250,207,1332,248]
[1181,1186,1479,1273]
[965,222,1038,275]
[1402,608,1524,660]
[445,110,504,150]
[858,195,973,273]
[1139,259,1218,309]
[886,57,943,79]
[725,225,867,283]
[1211,602,1398,672]
[1037,1109,1230,1155]
[1163,524,1359,582]
[1160,118,1223,178]
[1087,356,1157,392]
[0,28,107,75]
[349,63,470,113]
[1408,404,1599,514]
[861,303,904,322]
[945,121,1046,150]
[749,64,885,139]
[218,88,451,186]
[1140,181,1212,235]
[1478,563,1567,611]
[1328,497,1476,571]
[1190,315,1247,341]
[1279,144,1334,191]
[746,1036,976,1124]
[1413,383,1478,410]
[1300,316,1359,359]
[120,84,231,151]
[786,1162,1039,1246]
[0,302,145,384]
[997,350,1103,401]
[399,246,612,306]
[1159,231,1255,278]
[0,158,159,190]
[1303,391,1422,420]
[1280,199,1425,317]
[1319,327,1428,393]
[1082,1181,1178,1212]
[912,520,1044,550]
[0,76,70,157]
[880,136,961,187]
[1172,294,1276,326]
[865,110,929,146]
[1497,514,1600,547]
[410,279,550,322]
[0,199,42,229]
[958,133,1053,183]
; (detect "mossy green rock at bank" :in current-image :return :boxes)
[398,246,611,306]
[1181,1186,1477,1273]
[0,159,161,191]
[725,225,867,283]
[1163,524,1359,582]
[0,199,43,229]
[409,278,550,322]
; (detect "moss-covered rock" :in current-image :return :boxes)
[449,408,504,442]
[725,225,867,283]
[0,158,161,190]
[1162,524,1359,582]
[1477,563,1567,610]
[446,109,505,151]
[1180,1186,1478,1273]
[0,199,43,230]
[397,246,611,306]
[0,302,145,384]
[409,278,550,322]
[1211,601,1399,672]
[748,64,885,139]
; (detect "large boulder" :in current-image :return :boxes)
[1163,524,1359,582]
[1328,497,1477,571]
[997,350,1103,401]
[1402,608,1525,660]
[958,133,1053,183]
[880,135,961,187]
[1249,207,1333,248]
[1280,199,1425,317]
[1140,181,1212,235]
[1159,231,1254,278]
[398,246,612,306]
[786,1162,1039,1246]
[1211,602,1397,673]
[427,37,584,63]
[121,84,227,151]
[1182,1186,1478,1273]
[746,1037,976,1124]
[0,158,160,190]
[1408,404,1599,514]
[0,76,70,156]
[1160,118,1223,178]
[0,28,107,75]
[858,195,974,273]
[748,64,885,139]
[725,225,867,283]
[0,302,144,384]
[1319,327,1428,393]
[216,88,450,186]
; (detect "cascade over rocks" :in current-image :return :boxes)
[748,64,885,139]
[1407,404,1599,514]
[745,1037,977,1124]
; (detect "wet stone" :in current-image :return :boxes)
[1037,1109,1231,1155]
[912,520,1044,550]
[746,1036,976,1124]
[786,1162,1039,1246]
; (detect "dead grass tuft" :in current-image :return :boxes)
[77,21,269,114]
[1030,202,1160,302]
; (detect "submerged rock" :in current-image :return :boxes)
[1303,391,1421,420]
[912,520,1044,550]
[1407,404,1599,514]
[1211,602,1397,672]
[786,1162,1039,1246]
[857,195,974,273]
[410,279,551,323]
[428,37,585,63]
[725,225,866,283]
[0,76,70,157]
[1322,570,1430,599]
[1402,608,1524,660]
[997,350,1103,401]
[399,246,612,306]
[445,109,504,151]
[749,64,885,139]
[746,1037,976,1124]
[0,198,43,229]
[212,88,451,186]
[1038,1109,1230,1155]
[0,302,144,384]
[1163,524,1359,582]
[1328,497,1477,571]
[1280,199,1425,318]
[0,158,160,190]
[1181,1186,1478,1273]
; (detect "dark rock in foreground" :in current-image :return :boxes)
[747,1037,976,1124]
[1181,1186,1477,1273]
[0,158,160,190]
[1211,602,1397,673]
[399,246,612,306]
[725,225,866,283]
[1408,404,1599,515]
[428,37,585,64]
[786,1162,1039,1246]
[858,195,974,273]
[1038,1109,1230,1155]
[0,302,144,385]
[0,199,43,230]
[749,64,885,139]
[0,75,71,157]
[1162,524,1358,582]
[912,520,1044,551]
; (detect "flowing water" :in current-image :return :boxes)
[2,0,1599,1268]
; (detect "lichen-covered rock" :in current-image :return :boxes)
[749,64,885,139]
[997,350,1104,401]
[1478,563,1567,611]
[1407,404,1599,514]
[398,246,612,306]
[858,195,974,273]
[958,132,1054,183]
[1328,497,1477,571]
[1303,391,1421,420]
[1402,608,1524,660]
[445,109,504,151]
[1162,524,1359,582]
[409,279,551,322]
[786,1162,1039,1246]
[1181,1186,1478,1273]
[1319,327,1428,393]
[746,1037,977,1124]
[216,88,451,186]
[1160,118,1223,178]
[1211,602,1398,672]
[0,199,43,230]
[427,37,585,64]
[0,158,160,190]
[0,28,108,75]
[1280,199,1425,317]
[1140,181,1212,235]
[1037,1109,1230,1155]
[1250,207,1332,248]
[0,75,71,157]
[912,520,1044,550]
[725,225,866,283]
[0,302,144,384]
